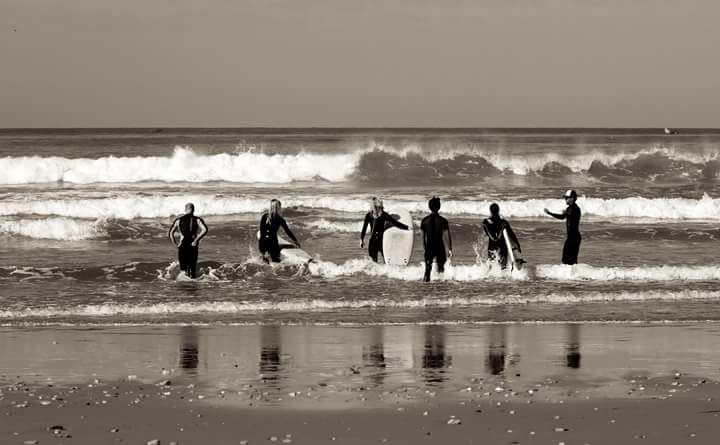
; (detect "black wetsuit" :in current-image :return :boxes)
[176,214,206,278]
[482,216,521,268]
[421,212,451,281]
[360,211,409,262]
[258,213,299,263]
[549,203,582,265]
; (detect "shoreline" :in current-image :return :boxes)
[3,323,720,444]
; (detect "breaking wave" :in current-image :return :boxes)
[4,260,720,283]
[3,193,720,221]
[0,217,104,240]
[1,145,720,185]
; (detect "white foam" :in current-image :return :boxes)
[3,193,720,221]
[303,219,362,233]
[0,146,358,184]
[308,258,527,282]
[1,144,717,185]
[1,289,719,319]
[0,217,104,240]
[537,264,720,281]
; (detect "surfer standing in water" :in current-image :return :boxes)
[168,203,209,279]
[482,203,522,269]
[421,196,452,282]
[360,197,409,263]
[258,199,301,263]
[544,189,582,265]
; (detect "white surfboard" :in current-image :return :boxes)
[382,209,414,266]
[502,228,523,271]
[256,231,312,264]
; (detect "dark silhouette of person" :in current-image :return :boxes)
[421,196,452,282]
[544,189,582,265]
[360,197,409,262]
[258,199,300,263]
[168,202,208,278]
[482,203,522,269]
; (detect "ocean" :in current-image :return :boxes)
[2,128,720,326]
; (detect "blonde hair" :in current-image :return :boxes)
[370,197,383,218]
[269,199,282,221]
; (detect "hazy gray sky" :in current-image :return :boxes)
[1,0,718,127]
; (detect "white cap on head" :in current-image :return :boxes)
[564,189,577,199]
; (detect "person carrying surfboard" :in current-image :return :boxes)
[259,199,301,263]
[482,203,522,269]
[168,202,209,279]
[544,189,582,265]
[360,197,409,263]
[421,196,452,282]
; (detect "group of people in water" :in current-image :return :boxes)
[168,190,582,281]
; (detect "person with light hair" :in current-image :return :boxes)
[168,202,208,278]
[360,197,409,263]
[258,199,300,263]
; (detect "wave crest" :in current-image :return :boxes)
[1,145,719,184]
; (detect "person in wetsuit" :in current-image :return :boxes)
[544,189,582,265]
[258,199,300,263]
[360,197,409,263]
[420,196,452,282]
[168,203,208,278]
[482,203,521,269]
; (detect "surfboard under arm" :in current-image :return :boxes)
[502,227,523,271]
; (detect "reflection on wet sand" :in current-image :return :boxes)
[2,324,719,402]
[259,326,282,389]
[179,326,199,374]
[422,325,451,385]
[566,324,582,369]
[487,325,507,375]
[362,326,386,387]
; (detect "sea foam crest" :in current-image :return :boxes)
[1,144,718,185]
[0,217,104,240]
[0,146,358,184]
[2,194,720,220]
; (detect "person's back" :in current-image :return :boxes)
[177,213,199,246]
[482,215,507,252]
[421,213,448,248]
[421,197,452,282]
[168,202,208,279]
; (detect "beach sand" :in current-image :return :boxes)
[2,324,720,444]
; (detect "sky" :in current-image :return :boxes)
[1,0,719,128]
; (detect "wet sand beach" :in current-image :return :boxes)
[2,323,720,444]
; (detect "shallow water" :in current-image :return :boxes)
[2,128,720,325]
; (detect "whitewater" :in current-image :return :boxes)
[2,144,720,184]
[2,128,720,326]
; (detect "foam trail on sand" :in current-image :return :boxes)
[1,290,719,319]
